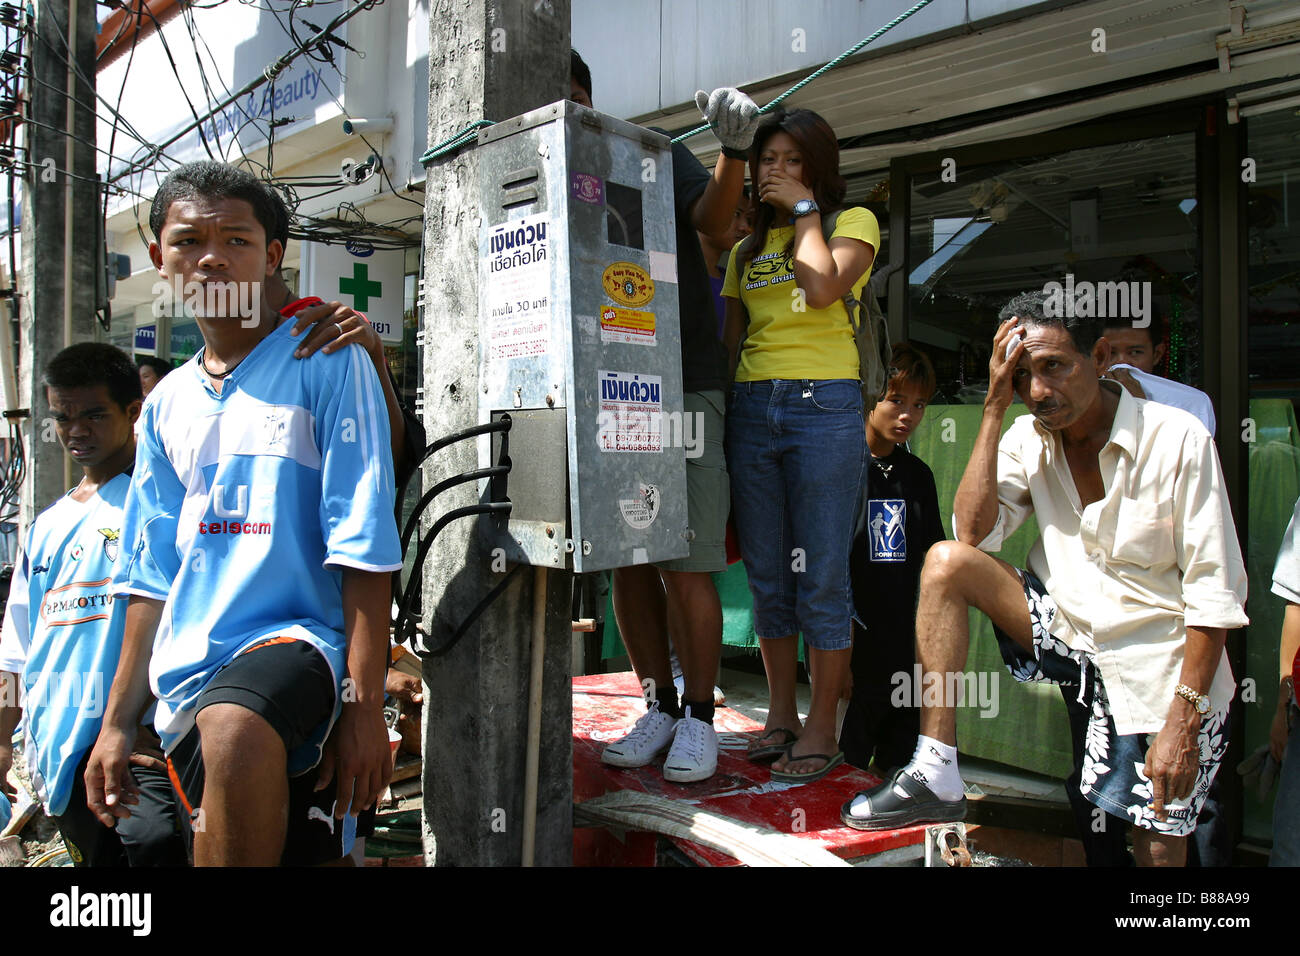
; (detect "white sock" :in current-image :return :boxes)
[847,735,962,817]
[904,735,963,801]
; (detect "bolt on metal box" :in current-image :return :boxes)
[475,99,689,573]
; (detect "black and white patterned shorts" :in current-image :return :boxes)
[992,569,1228,838]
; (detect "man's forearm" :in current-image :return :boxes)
[370,352,406,474]
[102,597,164,732]
[341,568,391,708]
[693,155,747,239]
[1179,625,1228,694]
[953,407,1007,544]
[1279,603,1300,705]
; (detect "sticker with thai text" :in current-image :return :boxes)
[597,370,662,453]
[483,214,551,359]
[600,306,656,346]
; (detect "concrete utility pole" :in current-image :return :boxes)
[420,0,573,866]
[18,0,99,525]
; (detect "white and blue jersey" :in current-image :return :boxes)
[113,322,402,753]
[0,474,130,815]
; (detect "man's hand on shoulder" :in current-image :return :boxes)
[289,301,384,364]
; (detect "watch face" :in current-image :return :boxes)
[793,199,814,217]
[1197,697,1210,714]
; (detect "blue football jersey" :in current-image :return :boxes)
[113,323,402,754]
[0,474,130,815]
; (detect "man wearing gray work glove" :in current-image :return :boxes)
[571,53,749,783]
[696,87,762,159]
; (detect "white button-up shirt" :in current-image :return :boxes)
[957,381,1248,736]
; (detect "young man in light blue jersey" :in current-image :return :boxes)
[86,161,403,866]
[0,344,185,866]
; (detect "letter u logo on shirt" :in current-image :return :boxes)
[212,484,249,518]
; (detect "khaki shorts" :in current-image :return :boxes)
[655,389,728,574]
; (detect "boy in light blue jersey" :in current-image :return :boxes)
[86,161,402,866]
[0,344,184,866]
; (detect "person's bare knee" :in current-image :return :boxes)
[918,540,977,597]
[196,702,285,784]
[921,542,1031,649]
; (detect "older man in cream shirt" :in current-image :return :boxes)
[840,290,1247,868]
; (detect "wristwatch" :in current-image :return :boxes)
[1174,683,1211,715]
[791,198,820,219]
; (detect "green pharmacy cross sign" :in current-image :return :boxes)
[339,262,383,311]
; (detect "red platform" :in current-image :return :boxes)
[573,672,930,866]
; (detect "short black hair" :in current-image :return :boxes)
[137,355,173,379]
[1102,303,1166,349]
[998,289,1105,357]
[265,182,291,250]
[570,49,592,99]
[149,161,279,247]
[45,343,142,411]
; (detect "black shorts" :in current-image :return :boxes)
[53,740,188,867]
[165,637,374,865]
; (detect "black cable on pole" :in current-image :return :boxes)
[415,562,525,658]
[394,500,511,648]
[417,417,511,470]
[400,463,508,553]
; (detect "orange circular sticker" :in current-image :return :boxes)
[602,262,655,307]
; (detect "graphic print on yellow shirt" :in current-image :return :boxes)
[722,205,880,383]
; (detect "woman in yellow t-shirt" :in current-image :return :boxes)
[721,108,879,784]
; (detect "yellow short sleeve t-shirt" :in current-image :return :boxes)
[722,206,880,382]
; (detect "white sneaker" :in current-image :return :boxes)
[601,703,678,768]
[662,709,718,783]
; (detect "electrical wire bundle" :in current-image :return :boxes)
[393,417,517,659]
[100,0,422,254]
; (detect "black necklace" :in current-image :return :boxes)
[198,345,248,379]
[198,322,277,380]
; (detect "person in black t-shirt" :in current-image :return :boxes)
[841,344,945,775]
[570,52,759,783]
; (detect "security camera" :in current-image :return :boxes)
[342,117,393,136]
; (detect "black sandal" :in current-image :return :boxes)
[839,769,966,831]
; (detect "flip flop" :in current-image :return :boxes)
[770,750,845,785]
[746,727,798,764]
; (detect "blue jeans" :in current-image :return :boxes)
[726,379,865,651]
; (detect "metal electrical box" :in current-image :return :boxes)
[475,100,689,573]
